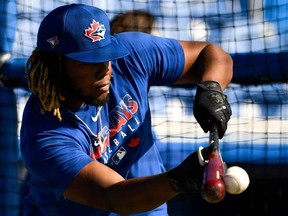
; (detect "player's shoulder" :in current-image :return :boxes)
[113,32,177,46]
[113,32,180,55]
[112,32,153,47]
[113,31,152,40]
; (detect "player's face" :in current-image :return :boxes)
[62,58,112,108]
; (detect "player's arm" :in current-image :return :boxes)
[176,41,233,139]
[63,147,211,215]
[63,160,176,214]
[175,41,233,90]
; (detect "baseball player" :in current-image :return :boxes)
[21,4,232,215]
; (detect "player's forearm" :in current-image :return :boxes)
[197,43,233,90]
[103,172,177,214]
[177,41,233,90]
[63,161,177,215]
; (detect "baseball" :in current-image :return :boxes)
[223,166,250,194]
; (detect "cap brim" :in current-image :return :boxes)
[65,36,129,63]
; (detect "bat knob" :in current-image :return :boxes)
[201,179,226,203]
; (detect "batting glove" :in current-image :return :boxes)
[193,81,232,139]
[167,146,213,193]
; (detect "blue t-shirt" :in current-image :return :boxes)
[20,32,184,216]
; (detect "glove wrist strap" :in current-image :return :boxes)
[197,81,222,92]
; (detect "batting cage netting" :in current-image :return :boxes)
[0,0,287,215]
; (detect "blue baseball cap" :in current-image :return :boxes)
[37,4,129,63]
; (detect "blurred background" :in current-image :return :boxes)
[0,0,287,215]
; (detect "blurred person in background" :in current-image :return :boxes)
[110,9,156,34]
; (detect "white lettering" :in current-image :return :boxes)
[134,117,140,125]
[121,131,127,138]
[128,124,135,132]
[113,139,119,146]
[108,147,112,153]
[103,152,108,164]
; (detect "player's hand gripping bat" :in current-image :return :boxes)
[200,124,226,203]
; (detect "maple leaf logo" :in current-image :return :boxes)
[128,137,140,148]
[84,20,106,42]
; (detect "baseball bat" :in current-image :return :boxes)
[201,124,226,203]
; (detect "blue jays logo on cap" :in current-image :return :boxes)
[85,20,106,42]
[46,36,59,48]
[36,4,129,63]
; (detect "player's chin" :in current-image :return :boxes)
[86,93,110,106]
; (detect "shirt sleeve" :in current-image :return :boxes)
[115,32,185,86]
[21,125,93,200]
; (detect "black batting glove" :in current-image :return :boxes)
[167,146,213,193]
[193,81,232,139]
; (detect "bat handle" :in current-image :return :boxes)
[209,123,225,171]
[201,122,226,203]
[209,123,219,148]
